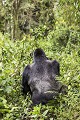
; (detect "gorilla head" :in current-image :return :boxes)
[34,48,46,57]
[33,48,47,62]
[22,48,67,105]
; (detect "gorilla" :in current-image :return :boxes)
[22,48,67,105]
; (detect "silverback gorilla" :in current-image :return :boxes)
[22,48,67,105]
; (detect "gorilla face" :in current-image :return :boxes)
[22,48,67,105]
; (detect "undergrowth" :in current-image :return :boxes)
[0,29,80,120]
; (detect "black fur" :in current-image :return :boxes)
[22,48,67,105]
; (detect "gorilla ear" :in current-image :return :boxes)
[52,60,60,76]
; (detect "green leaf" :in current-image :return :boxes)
[5,86,13,93]
[43,110,48,116]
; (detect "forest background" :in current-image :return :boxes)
[0,0,80,120]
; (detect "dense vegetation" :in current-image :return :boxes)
[0,0,80,120]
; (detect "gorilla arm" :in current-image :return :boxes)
[22,65,32,95]
[52,60,67,94]
[52,60,60,76]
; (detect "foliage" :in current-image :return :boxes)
[0,0,80,119]
[0,0,55,39]
[58,0,80,26]
[0,0,80,39]
[0,29,80,119]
